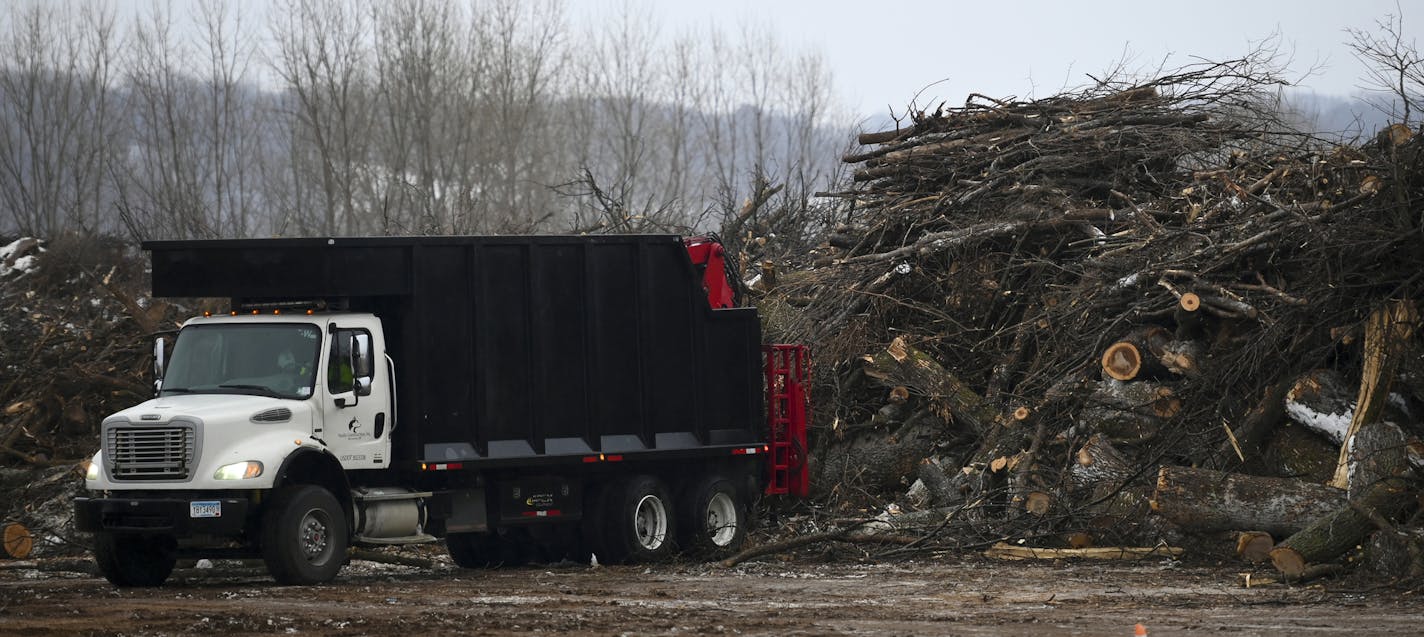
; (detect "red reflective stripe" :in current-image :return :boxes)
[605,455,623,462]
[582,456,600,463]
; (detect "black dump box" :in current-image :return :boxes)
[144,235,764,467]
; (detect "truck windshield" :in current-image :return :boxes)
[160,323,322,400]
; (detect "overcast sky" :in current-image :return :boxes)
[654,0,1413,116]
[93,0,1416,118]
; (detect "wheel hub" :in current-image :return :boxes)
[633,494,667,550]
[300,511,329,560]
[705,492,738,546]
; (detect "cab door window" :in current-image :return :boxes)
[328,328,367,394]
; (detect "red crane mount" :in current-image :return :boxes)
[682,236,736,309]
[763,344,810,497]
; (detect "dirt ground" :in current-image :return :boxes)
[2,553,1422,636]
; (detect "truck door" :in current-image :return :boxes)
[323,322,393,469]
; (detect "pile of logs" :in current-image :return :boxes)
[0,235,170,467]
[759,58,1424,579]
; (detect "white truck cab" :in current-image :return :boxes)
[77,310,421,586]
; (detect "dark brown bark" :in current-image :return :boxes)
[861,338,997,437]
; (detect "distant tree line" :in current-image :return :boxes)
[0,0,852,240]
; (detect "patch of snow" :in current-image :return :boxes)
[1111,273,1142,292]
[0,237,44,277]
[1284,399,1351,444]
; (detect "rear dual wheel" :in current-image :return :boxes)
[588,475,677,564]
[447,530,525,568]
[679,475,748,556]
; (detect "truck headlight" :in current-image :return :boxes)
[214,461,264,480]
[84,460,99,481]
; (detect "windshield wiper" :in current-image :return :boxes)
[217,384,282,397]
[159,387,194,393]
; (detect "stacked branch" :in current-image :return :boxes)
[756,57,1424,572]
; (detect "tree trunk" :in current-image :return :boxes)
[1150,465,1346,536]
[1270,475,1417,578]
[1263,424,1339,482]
[861,337,998,437]
[1329,300,1418,488]
[1345,420,1409,501]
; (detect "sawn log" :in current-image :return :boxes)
[1151,465,1346,536]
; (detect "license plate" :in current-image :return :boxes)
[190,501,222,518]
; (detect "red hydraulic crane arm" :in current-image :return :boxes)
[682,236,736,309]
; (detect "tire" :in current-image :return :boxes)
[679,475,747,556]
[600,475,677,564]
[446,532,484,568]
[260,485,348,585]
[94,532,176,587]
[580,481,613,564]
[446,531,523,568]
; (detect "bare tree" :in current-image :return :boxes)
[270,0,373,235]
[0,2,119,236]
[1347,7,1423,127]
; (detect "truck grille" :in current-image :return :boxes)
[106,425,196,481]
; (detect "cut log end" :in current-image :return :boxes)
[1179,292,1201,312]
[1025,491,1052,516]
[3,522,33,560]
[1101,342,1143,381]
[1236,531,1274,563]
[1012,406,1032,421]
[1269,546,1307,579]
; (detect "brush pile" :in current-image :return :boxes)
[763,59,1424,578]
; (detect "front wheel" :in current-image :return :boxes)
[94,532,176,587]
[260,485,348,585]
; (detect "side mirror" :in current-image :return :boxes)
[352,333,373,396]
[350,333,373,379]
[153,337,167,378]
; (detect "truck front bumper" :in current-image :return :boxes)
[74,495,251,536]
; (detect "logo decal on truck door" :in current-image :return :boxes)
[337,418,369,440]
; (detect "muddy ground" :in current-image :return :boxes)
[2,554,1422,636]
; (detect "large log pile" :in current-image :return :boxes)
[758,59,1424,575]
[0,236,168,467]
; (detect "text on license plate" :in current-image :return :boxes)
[190,501,221,518]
